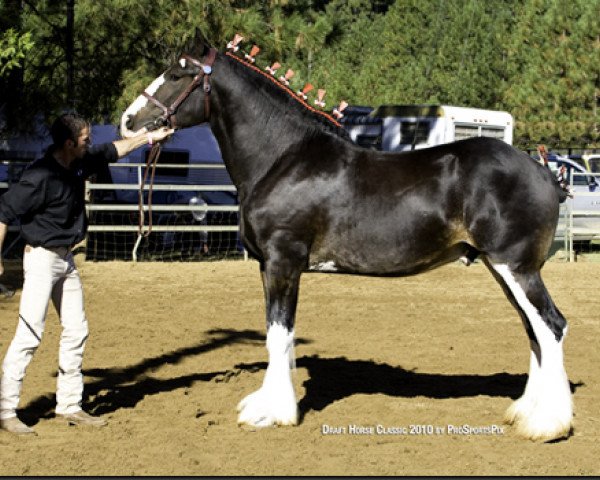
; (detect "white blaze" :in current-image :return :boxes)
[120,73,167,138]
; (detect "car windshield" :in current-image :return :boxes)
[570,157,586,169]
[589,158,600,173]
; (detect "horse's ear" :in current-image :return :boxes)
[184,27,212,58]
[193,27,211,49]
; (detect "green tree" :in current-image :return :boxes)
[346,0,516,107]
[0,29,33,77]
[1,0,598,147]
[300,0,390,106]
[502,0,600,147]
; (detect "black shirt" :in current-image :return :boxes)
[0,143,118,248]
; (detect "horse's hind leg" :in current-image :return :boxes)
[483,258,573,441]
[237,237,305,427]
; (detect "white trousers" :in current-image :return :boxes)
[0,245,89,419]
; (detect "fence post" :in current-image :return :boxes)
[568,174,575,262]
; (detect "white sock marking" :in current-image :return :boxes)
[237,324,297,427]
[492,264,572,440]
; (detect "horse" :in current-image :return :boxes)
[120,30,573,442]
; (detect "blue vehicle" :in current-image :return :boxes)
[92,124,235,205]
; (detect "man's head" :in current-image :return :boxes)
[50,113,91,160]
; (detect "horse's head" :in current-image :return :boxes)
[120,31,216,138]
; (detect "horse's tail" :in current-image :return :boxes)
[525,147,570,204]
[536,156,570,204]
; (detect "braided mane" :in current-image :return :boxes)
[223,51,351,141]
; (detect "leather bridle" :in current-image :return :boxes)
[136,47,217,238]
[142,47,217,130]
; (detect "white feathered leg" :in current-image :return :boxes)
[237,324,297,427]
[493,264,573,442]
[504,348,540,425]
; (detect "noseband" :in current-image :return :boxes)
[142,48,217,129]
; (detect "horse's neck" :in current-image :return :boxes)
[208,59,324,197]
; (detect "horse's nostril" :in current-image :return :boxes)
[125,115,134,130]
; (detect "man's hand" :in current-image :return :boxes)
[148,127,175,144]
[114,127,175,158]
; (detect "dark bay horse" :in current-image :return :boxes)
[120,32,572,442]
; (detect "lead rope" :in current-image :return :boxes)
[138,142,162,237]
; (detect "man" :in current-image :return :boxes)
[0,113,173,435]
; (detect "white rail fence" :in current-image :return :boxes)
[1,161,244,261]
[85,162,245,261]
[560,171,600,262]
[2,161,600,262]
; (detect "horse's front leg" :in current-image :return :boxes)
[237,239,306,428]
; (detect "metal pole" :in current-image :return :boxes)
[568,175,574,262]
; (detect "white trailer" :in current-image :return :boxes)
[343,104,514,151]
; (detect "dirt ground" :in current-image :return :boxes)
[0,256,598,476]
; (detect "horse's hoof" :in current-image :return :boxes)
[504,392,573,442]
[505,398,573,442]
[237,388,298,427]
[504,397,531,425]
[512,417,573,442]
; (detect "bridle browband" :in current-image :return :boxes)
[142,47,217,129]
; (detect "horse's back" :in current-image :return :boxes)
[244,136,561,273]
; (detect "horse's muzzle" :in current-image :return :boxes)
[142,117,169,131]
[154,117,169,128]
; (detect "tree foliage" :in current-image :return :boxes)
[502,0,600,146]
[1,0,598,147]
[0,29,34,77]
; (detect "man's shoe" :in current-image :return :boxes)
[0,416,36,435]
[58,410,107,427]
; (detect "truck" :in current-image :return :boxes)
[341,104,514,151]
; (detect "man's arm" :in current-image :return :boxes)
[112,127,175,158]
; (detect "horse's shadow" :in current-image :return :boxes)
[236,356,584,422]
[17,329,583,425]
[232,355,581,421]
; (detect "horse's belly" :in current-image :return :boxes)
[308,242,460,276]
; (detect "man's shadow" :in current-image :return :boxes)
[16,329,583,426]
[17,328,269,424]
